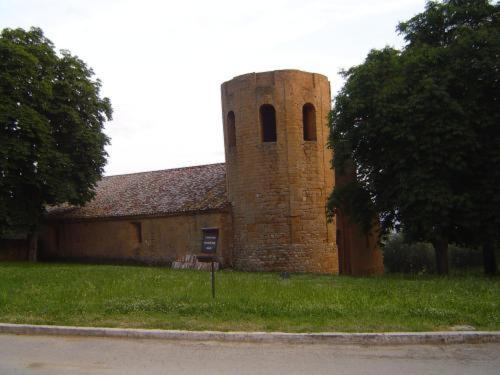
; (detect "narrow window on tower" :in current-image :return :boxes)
[227,111,236,148]
[302,103,317,141]
[260,104,277,142]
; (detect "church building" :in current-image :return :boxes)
[36,70,383,275]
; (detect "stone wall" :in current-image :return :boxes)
[38,211,232,266]
[0,239,29,261]
[221,70,338,273]
[335,166,384,275]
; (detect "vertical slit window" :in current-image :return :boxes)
[131,222,142,243]
[260,104,277,142]
[302,103,317,141]
[227,111,236,148]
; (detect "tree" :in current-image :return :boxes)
[327,0,499,275]
[0,27,112,249]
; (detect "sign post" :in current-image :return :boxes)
[211,260,215,299]
[198,227,219,299]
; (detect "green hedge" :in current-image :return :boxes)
[382,233,483,274]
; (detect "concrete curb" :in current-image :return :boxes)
[1,323,499,345]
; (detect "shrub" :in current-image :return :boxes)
[382,234,435,274]
[449,244,483,269]
[382,233,482,274]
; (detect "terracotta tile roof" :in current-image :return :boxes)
[46,163,228,220]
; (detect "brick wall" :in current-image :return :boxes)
[335,166,384,275]
[221,70,338,273]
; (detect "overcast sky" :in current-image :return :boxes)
[1,0,426,176]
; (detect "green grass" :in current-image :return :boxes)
[0,262,498,332]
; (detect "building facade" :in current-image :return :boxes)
[3,70,384,275]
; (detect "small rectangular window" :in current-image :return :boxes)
[131,222,142,243]
[227,111,236,147]
[260,104,277,142]
[303,103,317,141]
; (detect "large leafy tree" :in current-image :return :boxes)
[328,0,499,275]
[0,27,112,241]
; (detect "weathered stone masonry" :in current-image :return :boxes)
[222,70,337,273]
[2,69,384,275]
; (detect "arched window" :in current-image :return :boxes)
[302,103,317,141]
[260,104,277,142]
[227,111,236,148]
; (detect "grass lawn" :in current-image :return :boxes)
[0,262,498,332]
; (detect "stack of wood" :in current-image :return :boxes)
[171,254,219,271]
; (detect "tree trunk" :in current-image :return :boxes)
[27,231,38,262]
[482,241,497,276]
[433,238,449,275]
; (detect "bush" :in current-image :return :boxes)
[382,233,482,274]
[382,234,435,273]
[449,244,483,269]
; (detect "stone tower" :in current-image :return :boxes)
[221,70,338,273]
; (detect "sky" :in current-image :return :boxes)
[1,0,426,176]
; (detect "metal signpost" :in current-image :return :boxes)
[198,227,219,298]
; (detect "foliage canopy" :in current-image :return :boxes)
[328,0,499,273]
[0,27,112,235]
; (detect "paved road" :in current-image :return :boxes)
[0,334,498,374]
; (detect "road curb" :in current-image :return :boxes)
[0,323,499,345]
